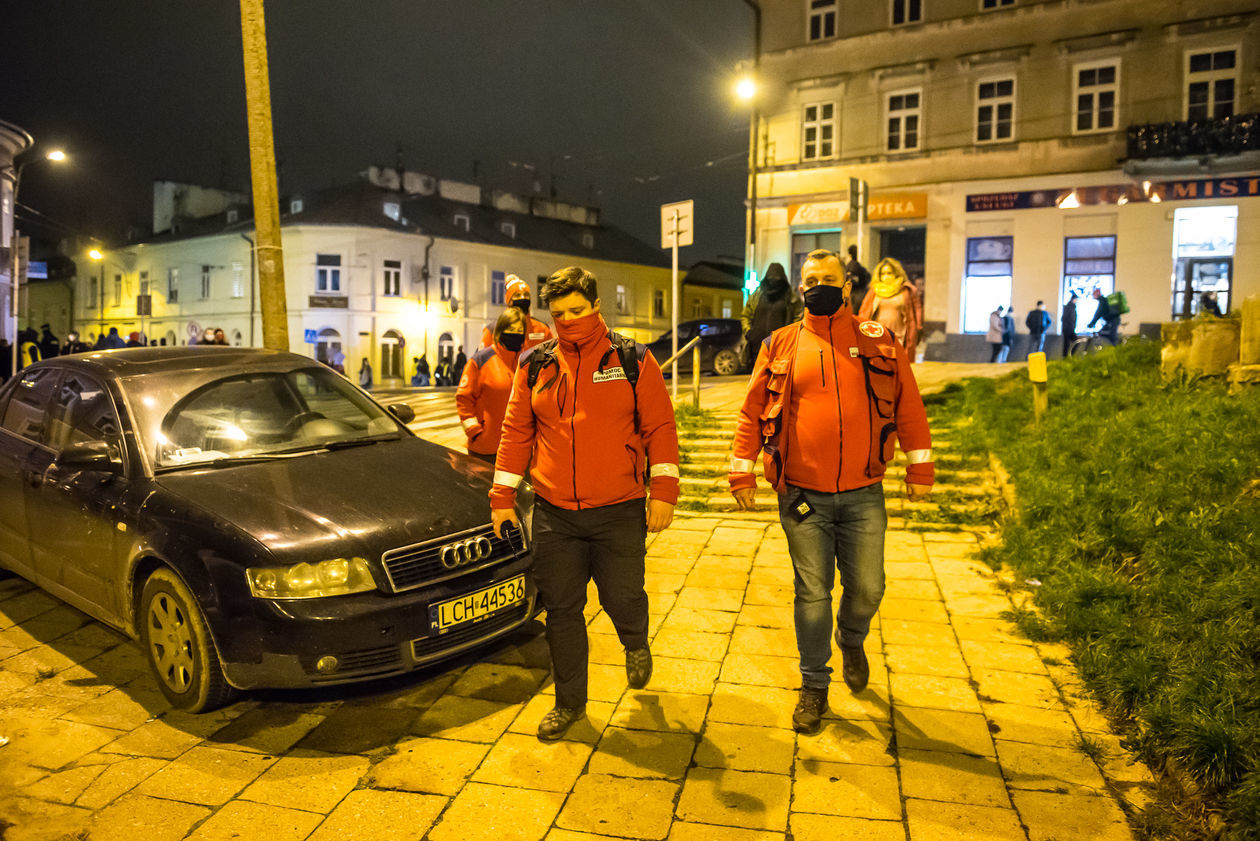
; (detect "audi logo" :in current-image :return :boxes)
[439,536,494,569]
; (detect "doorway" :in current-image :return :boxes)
[791,230,842,285]
[380,329,404,380]
[1172,206,1236,318]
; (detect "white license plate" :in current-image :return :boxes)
[432,576,526,631]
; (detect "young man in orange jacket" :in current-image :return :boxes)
[491,266,680,741]
[729,249,934,734]
[480,275,553,352]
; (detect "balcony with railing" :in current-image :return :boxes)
[1125,113,1260,168]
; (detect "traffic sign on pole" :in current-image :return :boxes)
[661,200,695,398]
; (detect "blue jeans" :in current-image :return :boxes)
[778,483,887,689]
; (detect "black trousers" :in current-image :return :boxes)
[531,496,649,708]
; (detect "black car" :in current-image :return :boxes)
[647,318,745,376]
[0,347,536,712]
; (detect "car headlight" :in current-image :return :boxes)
[246,557,375,599]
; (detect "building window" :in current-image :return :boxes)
[616,284,628,314]
[440,266,455,301]
[981,0,1015,8]
[491,270,506,306]
[290,198,304,214]
[230,261,244,298]
[139,271,150,296]
[976,78,1015,143]
[808,0,837,41]
[316,254,341,293]
[499,221,516,239]
[1186,49,1236,121]
[1073,63,1118,133]
[454,213,470,232]
[582,231,595,250]
[721,300,733,318]
[227,208,239,224]
[167,267,179,303]
[88,277,99,309]
[691,298,706,318]
[962,236,1013,333]
[802,102,836,161]
[383,259,402,297]
[383,201,400,221]
[653,289,665,318]
[1063,236,1117,320]
[199,265,212,299]
[886,90,922,152]
[892,0,921,25]
[113,274,123,307]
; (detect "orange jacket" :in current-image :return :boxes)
[455,343,518,456]
[479,315,552,352]
[730,311,933,495]
[490,314,680,511]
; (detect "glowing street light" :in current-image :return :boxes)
[735,76,757,101]
[88,248,103,261]
[45,149,67,162]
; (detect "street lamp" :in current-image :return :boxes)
[739,0,761,296]
[7,145,68,376]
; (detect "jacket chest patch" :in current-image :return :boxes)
[593,367,627,383]
[858,321,886,338]
[529,332,546,340]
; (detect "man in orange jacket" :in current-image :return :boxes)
[729,248,934,734]
[491,266,680,741]
[479,275,552,352]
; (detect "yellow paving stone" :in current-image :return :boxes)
[610,690,709,733]
[792,759,901,820]
[895,707,995,756]
[74,755,168,809]
[61,686,167,732]
[474,731,596,793]
[736,604,794,629]
[429,782,565,841]
[824,683,894,722]
[588,631,628,665]
[995,739,1109,794]
[134,744,277,806]
[307,788,446,841]
[588,726,698,779]
[884,643,969,679]
[1065,696,1112,734]
[412,695,523,742]
[548,831,636,841]
[297,705,419,756]
[240,750,370,812]
[661,607,739,634]
[86,792,211,841]
[898,748,1011,808]
[880,619,957,647]
[742,585,793,606]
[556,774,679,840]
[644,573,687,594]
[878,598,950,624]
[509,696,615,744]
[958,641,1045,676]
[890,673,981,713]
[982,702,1079,749]
[707,683,797,730]
[885,560,935,579]
[718,653,799,689]
[204,707,328,755]
[685,570,750,590]
[752,553,792,571]
[922,532,983,546]
[936,574,1002,598]
[648,656,722,695]
[448,662,550,704]
[728,626,796,656]
[667,822,785,841]
[884,578,942,600]
[1043,662,1087,696]
[0,796,91,840]
[1033,642,1075,664]
[186,799,324,841]
[676,766,790,831]
[1093,734,1155,785]
[675,587,744,613]
[22,764,106,804]
[790,813,904,841]
[796,718,894,766]
[694,721,793,773]
[0,715,123,770]
[1010,789,1135,841]
[944,593,1016,618]
[904,798,1027,841]
[973,669,1061,710]
[645,554,696,574]
[652,630,729,662]
[370,735,490,795]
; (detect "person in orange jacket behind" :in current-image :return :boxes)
[456,308,527,463]
[490,266,679,742]
[728,248,934,735]
[479,274,552,352]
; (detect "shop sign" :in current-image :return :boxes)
[309,295,349,308]
[967,176,1260,212]
[865,192,928,220]
[788,201,849,227]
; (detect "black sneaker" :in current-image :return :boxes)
[626,646,653,689]
[792,685,829,734]
[841,644,870,693]
[537,705,585,742]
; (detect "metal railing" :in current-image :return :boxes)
[1126,112,1259,160]
[659,336,703,407]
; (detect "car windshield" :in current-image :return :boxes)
[128,366,401,471]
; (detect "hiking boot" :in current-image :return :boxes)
[626,646,653,689]
[792,685,828,734]
[841,644,870,693]
[537,705,585,742]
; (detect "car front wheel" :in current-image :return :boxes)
[712,349,741,376]
[140,568,236,712]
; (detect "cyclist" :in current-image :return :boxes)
[1088,288,1121,346]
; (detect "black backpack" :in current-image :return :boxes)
[526,330,642,432]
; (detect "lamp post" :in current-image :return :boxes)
[6,145,68,377]
[739,0,761,296]
[88,247,125,347]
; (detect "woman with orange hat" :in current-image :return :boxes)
[458,308,528,462]
[479,274,552,352]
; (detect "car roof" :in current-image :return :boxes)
[31,347,316,379]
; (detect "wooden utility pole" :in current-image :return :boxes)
[239,0,288,350]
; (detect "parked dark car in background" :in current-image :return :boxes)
[0,348,535,711]
[646,318,745,376]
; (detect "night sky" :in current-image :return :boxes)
[4,1,753,264]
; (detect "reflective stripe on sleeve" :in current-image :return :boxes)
[650,463,680,479]
[461,417,480,430]
[905,448,933,464]
[493,470,523,488]
[730,457,756,473]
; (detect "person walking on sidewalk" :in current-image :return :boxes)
[1025,300,1051,356]
[456,309,527,463]
[480,275,553,352]
[740,262,802,369]
[490,266,680,742]
[728,248,934,735]
[1061,294,1078,357]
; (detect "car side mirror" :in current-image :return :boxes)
[58,440,121,473]
[387,403,415,424]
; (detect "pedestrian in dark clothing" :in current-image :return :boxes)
[740,262,803,367]
[434,356,452,387]
[452,346,467,387]
[844,245,871,315]
[38,325,60,359]
[413,355,431,387]
[1200,290,1223,317]
[61,331,90,355]
[1000,309,1015,362]
[1088,288,1120,345]
[1024,301,1051,356]
[0,340,10,382]
[358,358,373,390]
[1061,294,1078,357]
[97,327,126,349]
[126,331,144,348]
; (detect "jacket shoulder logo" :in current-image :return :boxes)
[593,367,627,383]
[859,321,886,338]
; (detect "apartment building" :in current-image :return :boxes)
[748,0,1258,357]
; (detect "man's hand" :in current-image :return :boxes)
[465,423,483,441]
[906,482,932,502]
[492,508,519,539]
[646,499,674,533]
[732,487,757,511]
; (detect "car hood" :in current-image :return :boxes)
[153,437,498,563]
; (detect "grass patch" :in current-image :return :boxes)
[933,341,1260,839]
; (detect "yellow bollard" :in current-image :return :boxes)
[692,345,701,408]
[1028,351,1048,421]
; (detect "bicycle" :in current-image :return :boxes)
[1067,321,1139,357]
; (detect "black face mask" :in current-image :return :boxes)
[803,284,848,317]
[511,298,531,315]
[498,332,526,352]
